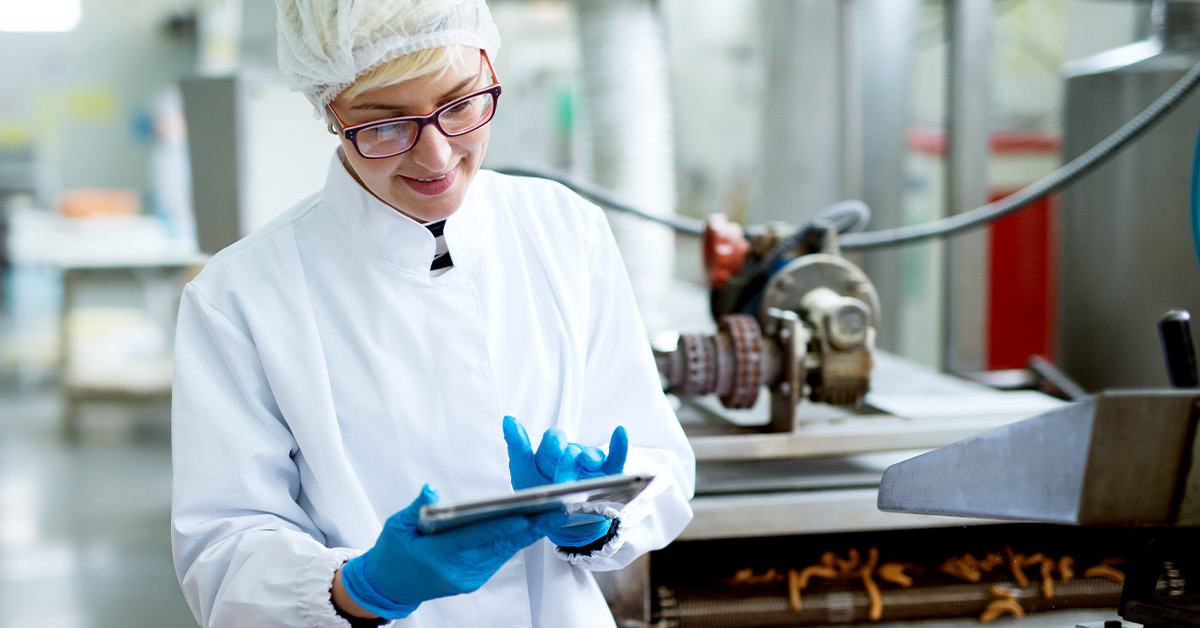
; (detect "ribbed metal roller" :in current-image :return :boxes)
[656,579,1122,627]
[716,314,763,409]
[676,333,717,398]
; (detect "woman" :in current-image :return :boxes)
[170,0,695,626]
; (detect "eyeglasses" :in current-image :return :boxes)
[327,51,502,159]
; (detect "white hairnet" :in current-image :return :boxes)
[276,0,501,109]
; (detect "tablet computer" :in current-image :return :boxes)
[417,473,654,534]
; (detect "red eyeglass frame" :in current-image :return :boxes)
[326,50,501,159]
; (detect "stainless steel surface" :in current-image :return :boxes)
[181,74,334,256]
[1058,4,1200,391]
[877,391,1200,525]
[686,407,1054,462]
[1157,0,1200,50]
[682,350,1064,461]
[694,453,909,496]
[682,488,1000,541]
[944,0,993,375]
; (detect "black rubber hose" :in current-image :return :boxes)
[495,165,706,236]
[495,166,871,239]
[753,200,872,271]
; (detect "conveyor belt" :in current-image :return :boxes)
[657,579,1122,627]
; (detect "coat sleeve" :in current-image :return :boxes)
[557,204,696,571]
[171,283,369,628]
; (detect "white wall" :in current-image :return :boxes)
[0,0,192,200]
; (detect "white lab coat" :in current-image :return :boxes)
[170,153,696,628]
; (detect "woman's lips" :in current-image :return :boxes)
[401,168,456,196]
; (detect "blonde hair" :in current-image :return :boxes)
[338,45,478,102]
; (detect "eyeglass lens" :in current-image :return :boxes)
[355,92,496,158]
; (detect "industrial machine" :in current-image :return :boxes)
[654,209,880,432]
[877,390,1199,628]
[877,313,1200,628]
[566,1,1200,621]
[596,210,1121,627]
[600,209,1198,626]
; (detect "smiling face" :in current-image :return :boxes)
[328,48,492,223]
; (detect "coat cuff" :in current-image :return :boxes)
[553,503,626,565]
[297,547,393,627]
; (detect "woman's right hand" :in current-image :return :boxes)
[338,485,565,619]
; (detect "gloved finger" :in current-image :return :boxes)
[433,513,540,555]
[502,415,532,456]
[534,428,567,480]
[502,416,538,487]
[396,484,440,528]
[600,426,628,476]
[553,444,584,483]
[577,444,606,473]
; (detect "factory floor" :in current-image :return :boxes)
[0,381,194,627]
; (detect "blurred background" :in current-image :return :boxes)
[1,0,1197,626]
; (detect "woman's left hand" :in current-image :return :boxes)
[502,415,628,489]
[501,416,628,547]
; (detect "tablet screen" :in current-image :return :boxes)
[417,474,654,534]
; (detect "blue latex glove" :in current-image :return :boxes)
[539,512,613,547]
[502,415,628,547]
[340,484,567,619]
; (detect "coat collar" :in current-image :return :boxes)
[321,150,487,275]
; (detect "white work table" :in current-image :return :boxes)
[6,208,209,439]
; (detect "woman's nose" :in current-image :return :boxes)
[408,123,453,172]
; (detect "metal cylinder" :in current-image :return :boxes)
[1155,0,1200,50]
[1057,7,1200,390]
